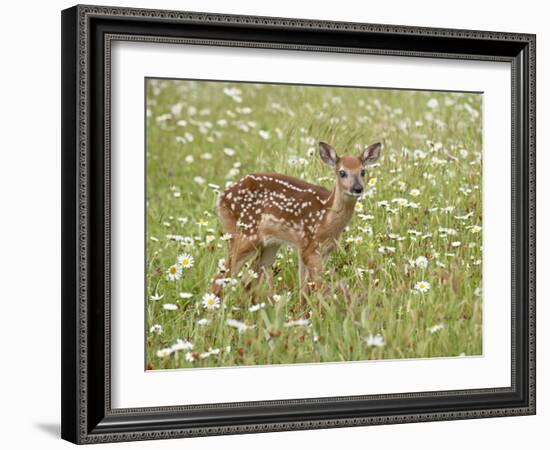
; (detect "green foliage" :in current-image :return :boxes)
[145,79,483,369]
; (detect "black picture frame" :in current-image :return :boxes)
[61,4,536,444]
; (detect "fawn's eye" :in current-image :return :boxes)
[360,170,366,177]
[339,170,347,178]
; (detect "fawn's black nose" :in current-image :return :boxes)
[352,185,363,194]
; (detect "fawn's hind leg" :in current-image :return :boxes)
[212,235,258,296]
[230,235,259,275]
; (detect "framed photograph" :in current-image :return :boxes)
[61,4,536,444]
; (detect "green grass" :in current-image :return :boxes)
[145,79,483,370]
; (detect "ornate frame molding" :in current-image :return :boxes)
[61,4,536,444]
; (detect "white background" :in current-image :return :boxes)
[113,43,511,408]
[0,0,545,449]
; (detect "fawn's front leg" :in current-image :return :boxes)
[298,247,323,304]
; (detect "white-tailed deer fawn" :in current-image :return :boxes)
[215,141,382,300]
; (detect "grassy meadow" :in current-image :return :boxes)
[145,79,483,370]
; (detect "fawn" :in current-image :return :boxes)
[215,141,382,300]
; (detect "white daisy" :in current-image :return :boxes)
[149,324,163,335]
[428,323,445,334]
[226,319,255,333]
[415,256,429,269]
[166,264,182,281]
[248,302,266,312]
[368,177,378,187]
[366,333,385,347]
[247,269,259,279]
[193,176,206,185]
[410,188,421,197]
[354,202,364,212]
[392,197,409,207]
[177,253,194,269]
[156,348,172,358]
[162,303,178,311]
[170,339,193,351]
[284,319,311,328]
[179,292,193,299]
[202,293,221,310]
[185,352,195,362]
[470,225,482,234]
[413,149,427,159]
[427,98,439,109]
[414,280,431,293]
[223,147,236,156]
[358,213,374,221]
[197,318,211,326]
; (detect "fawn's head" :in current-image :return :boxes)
[319,141,382,198]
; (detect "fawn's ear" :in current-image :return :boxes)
[319,142,339,168]
[360,142,382,166]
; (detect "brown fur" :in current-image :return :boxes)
[214,142,381,301]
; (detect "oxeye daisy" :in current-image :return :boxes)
[410,188,420,197]
[202,293,221,310]
[414,280,431,293]
[428,323,445,334]
[226,319,256,333]
[149,324,163,335]
[166,264,182,281]
[368,177,378,187]
[177,253,194,269]
[415,256,429,269]
[470,225,482,234]
[248,302,266,312]
[354,202,364,212]
[366,333,385,347]
[170,339,193,351]
[392,197,409,207]
[156,348,172,358]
